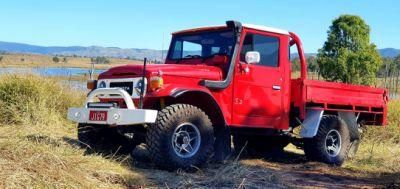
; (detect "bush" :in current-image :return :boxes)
[0,74,84,126]
[362,100,400,143]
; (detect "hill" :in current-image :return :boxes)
[1,41,399,60]
[0,41,167,61]
[379,48,400,58]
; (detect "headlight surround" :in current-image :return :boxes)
[98,81,107,88]
[134,78,145,95]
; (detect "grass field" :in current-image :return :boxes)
[0,53,143,69]
[0,74,399,188]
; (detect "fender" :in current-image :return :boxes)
[170,89,226,125]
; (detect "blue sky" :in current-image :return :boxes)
[0,0,399,52]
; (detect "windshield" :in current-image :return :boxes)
[167,30,234,61]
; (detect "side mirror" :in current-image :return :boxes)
[245,51,260,64]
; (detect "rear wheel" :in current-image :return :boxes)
[304,115,351,165]
[146,104,214,170]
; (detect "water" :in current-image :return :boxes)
[0,67,106,90]
[0,67,105,77]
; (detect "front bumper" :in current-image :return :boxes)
[67,88,158,125]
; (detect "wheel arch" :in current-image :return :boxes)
[170,89,227,127]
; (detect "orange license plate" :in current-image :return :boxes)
[89,111,108,121]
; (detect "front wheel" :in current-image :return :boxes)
[146,104,214,170]
[304,115,351,165]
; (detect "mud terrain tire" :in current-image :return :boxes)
[146,104,214,170]
[304,115,351,165]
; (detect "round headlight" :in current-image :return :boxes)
[98,81,107,88]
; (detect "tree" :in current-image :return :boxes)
[317,15,382,85]
[291,58,301,72]
[91,56,110,64]
[62,57,68,63]
[307,56,319,73]
[52,56,60,63]
[0,56,3,62]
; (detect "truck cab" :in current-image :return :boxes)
[68,21,388,170]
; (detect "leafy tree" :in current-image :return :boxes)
[52,56,60,63]
[307,56,319,72]
[91,56,110,64]
[62,57,68,63]
[317,15,382,85]
[394,55,400,71]
[0,56,3,62]
[291,58,301,72]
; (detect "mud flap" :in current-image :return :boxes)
[338,112,360,140]
[300,109,324,138]
[338,111,360,158]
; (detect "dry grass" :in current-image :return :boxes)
[0,53,143,69]
[345,100,400,181]
[0,74,398,188]
[0,74,284,188]
[0,75,145,188]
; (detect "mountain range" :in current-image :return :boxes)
[0,41,399,60]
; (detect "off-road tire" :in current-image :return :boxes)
[233,135,289,158]
[304,115,351,165]
[146,104,214,171]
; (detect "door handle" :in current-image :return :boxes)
[272,85,281,90]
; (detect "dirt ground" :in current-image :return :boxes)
[125,145,398,188]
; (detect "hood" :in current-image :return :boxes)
[99,64,223,80]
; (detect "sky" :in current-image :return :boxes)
[0,0,399,53]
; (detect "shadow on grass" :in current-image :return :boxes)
[59,137,393,188]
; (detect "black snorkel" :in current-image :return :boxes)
[200,20,242,90]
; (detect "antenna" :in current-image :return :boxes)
[90,57,95,80]
[138,58,147,109]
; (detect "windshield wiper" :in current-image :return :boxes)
[176,55,202,63]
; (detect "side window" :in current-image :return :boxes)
[240,34,279,67]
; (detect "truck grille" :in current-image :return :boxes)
[110,82,134,95]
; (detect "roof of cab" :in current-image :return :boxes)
[172,23,290,36]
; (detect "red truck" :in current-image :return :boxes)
[68,21,388,170]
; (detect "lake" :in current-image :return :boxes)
[0,67,106,90]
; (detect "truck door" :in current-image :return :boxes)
[232,31,285,128]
